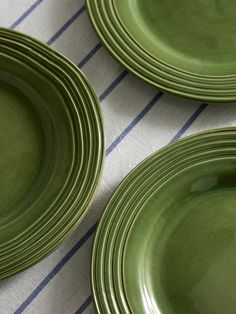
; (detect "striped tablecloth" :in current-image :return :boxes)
[1,1,236,313]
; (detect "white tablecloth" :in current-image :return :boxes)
[0,1,236,313]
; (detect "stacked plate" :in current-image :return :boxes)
[0,28,104,278]
[87,0,236,102]
[92,128,236,313]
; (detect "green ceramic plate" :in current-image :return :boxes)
[86,0,236,102]
[113,0,236,77]
[0,28,104,278]
[94,133,235,313]
[92,128,236,314]
[91,1,236,83]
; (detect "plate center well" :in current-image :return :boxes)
[0,80,44,224]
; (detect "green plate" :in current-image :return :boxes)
[0,28,104,279]
[113,0,236,77]
[91,1,236,83]
[92,128,236,314]
[86,0,236,102]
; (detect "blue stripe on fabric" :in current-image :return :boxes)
[47,5,86,45]
[170,103,208,143]
[78,43,103,68]
[99,70,129,102]
[106,92,164,156]
[14,87,163,314]
[74,102,208,313]
[10,0,44,29]
[74,295,93,314]
[14,223,98,314]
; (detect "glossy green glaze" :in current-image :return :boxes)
[0,81,43,222]
[116,0,236,76]
[124,160,236,314]
[0,28,104,278]
[92,129,236,314]
[86,0,236,101]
